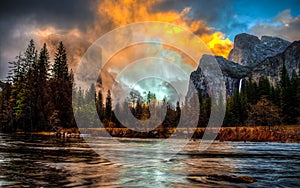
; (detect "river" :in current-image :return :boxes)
[0,133,299,187]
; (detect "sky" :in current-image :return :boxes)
[0,0,300,81]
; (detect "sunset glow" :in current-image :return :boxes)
[28,0,233,64]
[94,0,233,57]
[0,1,299,187]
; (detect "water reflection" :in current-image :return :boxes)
[0,133,299,187]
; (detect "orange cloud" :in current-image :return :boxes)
[32,0,233,73]
[202,32,233,58]
[89,0,233,57]
[33,27,90,71]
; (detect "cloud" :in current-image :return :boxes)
[0,0,94,30]
[0,0,95,79]
[0,0,234,80]
[91,0,233,55]
[151,0,235,27]
[273,9,292,23]
[250,9,300,41]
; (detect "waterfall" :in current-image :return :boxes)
[238,79,243,93]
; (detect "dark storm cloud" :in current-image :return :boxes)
[0,0,237,80]
[0,0,95,29]
[0,0,95,79]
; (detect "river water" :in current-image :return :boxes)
[0,133,299,187]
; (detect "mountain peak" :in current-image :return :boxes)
[233,33,260,49]
[228,33,291,67]
[190,33,299,98]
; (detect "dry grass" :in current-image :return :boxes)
[217,125,300,142]
[21,125,300,143]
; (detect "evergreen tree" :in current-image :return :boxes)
[34,43,50,130]
[7,54,24,83]
[224,95,238,126]
[96,90,104,120]
[258,77,271,99]
[5,40,38,131]
[176,101,181,118]
[105,90,112,121]
[279,65,293,124]
[297,74,300,124]
[24,39,36,75]
[198,94,211,127]
[0,82,13,131]
[86,83,96,104]
[224,88,247,126]
[134,98,143,120]
[37,43,50,84]
[53,42,69,81]
[288,71,299,124]
[245,80,256,104]
[1,40,78,132]
[17,40,37,131]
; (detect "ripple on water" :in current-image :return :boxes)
[0,134,299,187]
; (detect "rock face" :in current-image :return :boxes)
[228,33,291,67]
[215,56,251,96]
[190,55,251,97]
[189,33,299,98]
[249,41,300,85]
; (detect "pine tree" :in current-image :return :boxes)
[53,42,69,81]
[297,74,300,124]
[37,43,50,84]
[96,90,104,120]
[279,65,292,124]
[258,77,271,99]
[288,71,299,124]
[245,80,256,104]
[24,39,36,76]
[17,40,37,131]
[6,55,23,130]
[239,88,248,125]
[34,43,50,131]
[5,40,38,131]
[224,88,248,126]
[176,101,181,118]
[105,90,112,121]
[0,82,13,131]
[7,54,24,83]
[86,83,96,104]
[134,98,143,120]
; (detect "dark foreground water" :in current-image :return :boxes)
[0,133,299,187]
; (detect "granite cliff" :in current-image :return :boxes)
[228,33,291,67]
[190,33,300,97]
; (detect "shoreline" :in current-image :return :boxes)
[9,125,300,143]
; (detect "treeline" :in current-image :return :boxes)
[224,66,300,127]
[0,40,74,132]
[0,40,299,133]
[73,86,185,130]
[72,72,215,130]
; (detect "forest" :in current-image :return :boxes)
[0,40,299,133]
